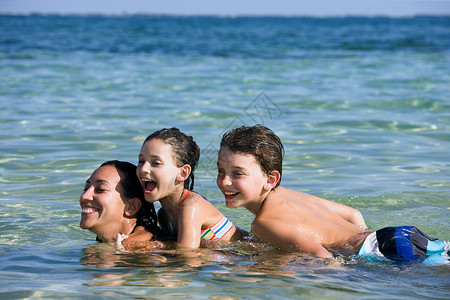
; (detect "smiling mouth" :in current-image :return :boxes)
[142,179,157,194]
[224,192,239,200]
[81,207,99,215]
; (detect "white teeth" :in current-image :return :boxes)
[225,192,238,196]
[82,207,98,213]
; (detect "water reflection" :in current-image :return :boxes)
[79,240,346,289]
[81,243,168,269]
[73,238,450,298]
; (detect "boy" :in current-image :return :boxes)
[216,125,449,263]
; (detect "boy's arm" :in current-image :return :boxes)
[251,219,332,258]
[318,198,367,229]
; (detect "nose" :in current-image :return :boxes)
[80,186,94,203]
[217,173,232,187]
[138,161,151,174]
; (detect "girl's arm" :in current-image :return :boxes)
[177,196,204,249]
[122,226,154,242]
[120,228,167,251]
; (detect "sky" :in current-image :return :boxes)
[1,0,450,16]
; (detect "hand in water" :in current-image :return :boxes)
[115,233,129,249]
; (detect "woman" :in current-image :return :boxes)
[80,160,162,247]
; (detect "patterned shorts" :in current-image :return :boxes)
[358,226,449,264]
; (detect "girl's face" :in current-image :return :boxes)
[137,138,182,203]
[216,146,268,210]
[80,165,126,234]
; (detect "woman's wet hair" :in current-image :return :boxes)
[220,124,284,188]
[143,127,200,190]
[100,160,161,236]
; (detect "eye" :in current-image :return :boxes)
[233,171,244,177]
[151,161,162,167]
[94,185,109,193]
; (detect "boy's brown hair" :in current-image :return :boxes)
[220,125,284,188]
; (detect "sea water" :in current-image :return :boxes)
[0,15,449,299]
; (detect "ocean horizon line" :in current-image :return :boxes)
[1,11,449,19]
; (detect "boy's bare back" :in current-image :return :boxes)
[252,187,367,257]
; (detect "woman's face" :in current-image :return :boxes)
[79,165,127,234]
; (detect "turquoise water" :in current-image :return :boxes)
[0,15,449,298]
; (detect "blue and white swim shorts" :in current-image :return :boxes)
[358,226,449,264]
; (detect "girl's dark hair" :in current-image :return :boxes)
[220,125,284,188]
[100,160,161,236]
[144,128,200,190]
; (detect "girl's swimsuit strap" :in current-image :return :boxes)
[178,190,192,213]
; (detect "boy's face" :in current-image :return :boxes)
[216,146,269,210]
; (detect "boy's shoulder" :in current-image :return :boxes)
[255,190,289,220]
[273,186,326,205]
[256,187,320,223]
[262,186,302,209]
[251,204,304,250]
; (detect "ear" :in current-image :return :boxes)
[124,197,142,217]
[177,164,191,181]
[263,170,280,191]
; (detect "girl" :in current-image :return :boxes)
[136,127,245,248]
[80,160,163,249]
